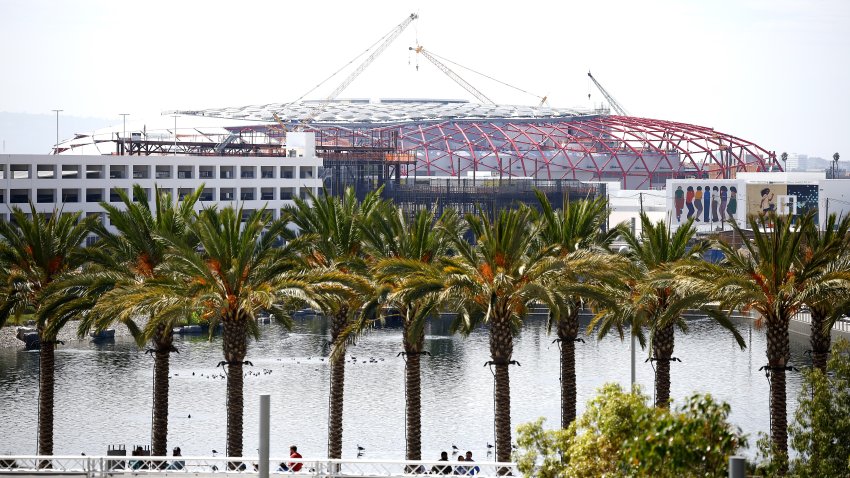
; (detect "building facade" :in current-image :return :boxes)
[0,132,323,232]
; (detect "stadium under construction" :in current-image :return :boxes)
[49,12,780,217]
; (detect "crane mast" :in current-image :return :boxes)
[587,71,629,116]
[411,45,495,105]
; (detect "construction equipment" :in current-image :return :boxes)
[269,112,288,136]
[587,71,629,116]
[410,45,495,105]
[292,13,419,129]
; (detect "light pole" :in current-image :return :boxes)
[834,152,840,179]
[119,113,130,154]
[51,109,63,155]
[172,115,179,156]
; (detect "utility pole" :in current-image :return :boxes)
[119,113,130,155]
[51,109,63,154]
[639,192,644,215]
[825,197,830,231]
[172,115,179,156]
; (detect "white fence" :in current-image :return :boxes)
[791,310,850,338]
[0,456,518,478]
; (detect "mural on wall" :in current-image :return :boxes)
[668,180,744,227]
[668,180,822,229]
[744,183,818,223]
[786,184,819,224]
[746,184,786,216]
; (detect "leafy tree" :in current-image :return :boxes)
[285,187,382,459]
[533,192,617,427]
[515,383,746,478]
[360,204,461,461]
[0,205,96,456]
[789,339,850,477]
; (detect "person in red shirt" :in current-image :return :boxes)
[278,445,302,472]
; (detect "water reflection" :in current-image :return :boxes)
[0,314,805,460]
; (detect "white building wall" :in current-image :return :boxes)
[0,133,323,231]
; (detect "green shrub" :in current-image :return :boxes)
[789,339,850,477]
[516,383,746,478]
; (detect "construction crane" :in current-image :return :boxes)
[292,13,418,128]
[270,112,287,134]
[410,45,495,105]
[587,71,629,116]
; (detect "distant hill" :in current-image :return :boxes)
[0,112,113,154]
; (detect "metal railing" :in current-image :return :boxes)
[0,456,519,478]
[792,309,850,335]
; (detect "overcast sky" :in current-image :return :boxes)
[1,0,848,158]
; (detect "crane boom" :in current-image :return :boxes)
[411,45,495,105]
[587,71,629,116]
[297,13,418,127]
[325,13,418,103]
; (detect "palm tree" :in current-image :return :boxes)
[687,212,826,471]
[533,191,617,427]
[102,205,308,459]
[433,206,565,463]
[0,205,95,456]
[590,214,744,409]
[360,204,461,461]
[79,184,202,457]
[801,213,850,371]
[284,187,382,459]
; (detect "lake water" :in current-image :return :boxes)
[0,313,806,460]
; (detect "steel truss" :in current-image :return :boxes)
[300,116,779,189]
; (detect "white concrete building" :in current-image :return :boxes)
[0,132,323,234]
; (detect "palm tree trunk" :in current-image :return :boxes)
[766,318,790,474]
[223,318,247,459]
[557,309,580,428]
[809,308,830,372]
[37,340,55,457]
[151,326,173,457]
[493,363,511,464]
[327,308,347,460]
[404,330,424,461]
[652,324,675,408]
[489,314,514,465]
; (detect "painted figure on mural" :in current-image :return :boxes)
[727,186,738,219]
[760,187,775,213]
[674,186,685,221]
[703,185,711,222]
[711,186,719,222]
[719,186,728,222]
[685,186,695,219]
[694,186,704,221]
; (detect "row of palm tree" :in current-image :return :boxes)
[1,186,848,475]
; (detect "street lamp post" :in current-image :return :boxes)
[51,109,63,154]
[834,152,841,179]
[119,113,130,154]
[172,115,179,156]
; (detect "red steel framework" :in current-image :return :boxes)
[307,115,779,189]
